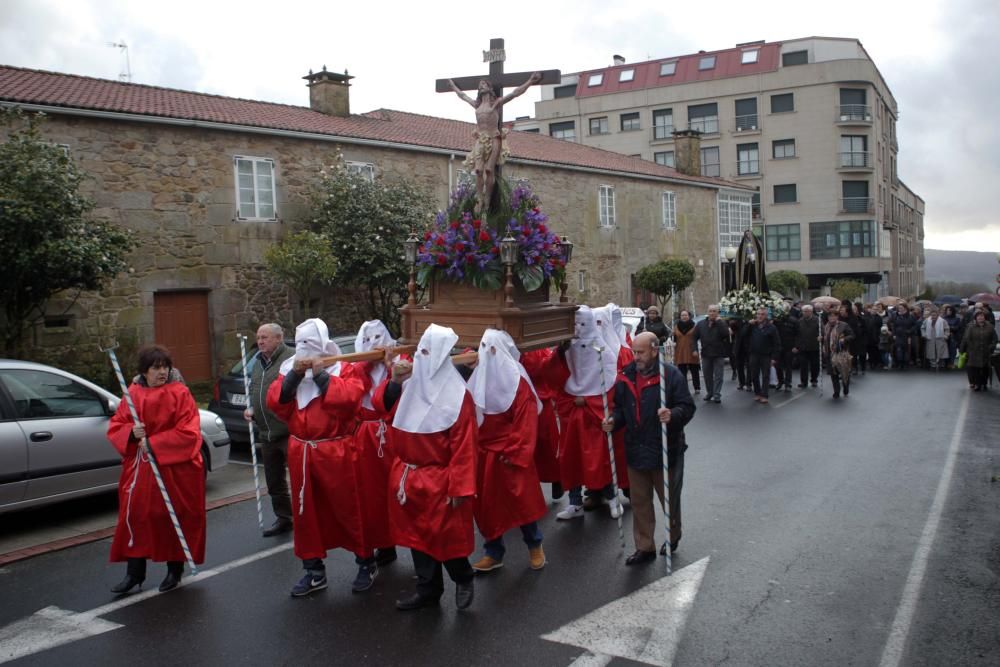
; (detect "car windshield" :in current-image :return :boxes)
[229,336,357,375]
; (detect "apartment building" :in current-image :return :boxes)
[514,36,925,300]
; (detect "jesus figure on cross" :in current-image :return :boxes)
[447,72,542,214]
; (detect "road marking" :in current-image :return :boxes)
[543,556,709,667]
[878,391,970,667]
[0,542,293,664]
[771,391,806,409]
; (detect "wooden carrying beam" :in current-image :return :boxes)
[317,346,479,367]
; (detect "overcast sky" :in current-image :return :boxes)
[1,0,997,253]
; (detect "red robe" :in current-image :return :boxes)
[267,363,369,561]
[374,384,478,562]
[354,382,395,552]
[107,381,205,564]
[520,348,562,483]
[473,379,547,541]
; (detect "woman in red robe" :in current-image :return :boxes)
[266,318,373,598]
[107,345,205,594]
[374,324,478,611]
[467,329,547,573]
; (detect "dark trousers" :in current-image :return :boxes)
[967,366,989,389]
[678,363,701,391]
[411,549,473,600]
[831,369,850,396]
[748,353,771,398]
[734,354,750,387]
[262,436,292,522]
[125,558,181,577]
[894,339,910,369]
[776,350,795,387]
[867,344,882,369]
[303,553,374,574]
[798,350,820,384]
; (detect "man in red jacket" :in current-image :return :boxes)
[375,324,479,611]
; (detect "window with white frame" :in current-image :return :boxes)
[598,185,616,228]
[659,61,677,76]
[346,161,375,182]
[741,49,759,64]
[699,56,716,70]
[718,190,753,254]
[619,69,635,82]
[234,156,276,220]
[661,191,677,230]
[588,73,604,86]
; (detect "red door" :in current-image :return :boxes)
[154,291,212,382]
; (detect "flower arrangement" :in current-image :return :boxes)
[720,285,789,320]
[415,180,567,292]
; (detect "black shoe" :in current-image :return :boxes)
[832,392,840,399]
[110,574,144,595]
[784,386,791,393]
[263,519,293,537]
[811,381,818,387]
[375,547,398,566]
[158,569,182,593]
[551,482,564,500]
[455,580,475,610]
[582,495,605,511]
[843,385,850,396]
[797,383,807,388]
[625,550,656,566]
[351,563,378,593]
[703,394,713,401]
[712,397,721,403]
[659,541,679,556]
[396,591,440,611]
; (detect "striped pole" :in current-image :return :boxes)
[658,344,673,575]
[594,344,626,551]
[238,334,265,532]
[103,346,199,575]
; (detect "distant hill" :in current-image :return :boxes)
[924,249,997,287]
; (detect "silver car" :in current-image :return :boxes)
[0,359,230,514]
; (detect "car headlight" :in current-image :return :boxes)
[215,416,225,430]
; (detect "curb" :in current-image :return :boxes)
[0,489,262,567]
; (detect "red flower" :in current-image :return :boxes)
[454,242,465,252]
[450,221,459,230]
[465,253,475,264]
[491,246,500,255]
[479,231,490,242]
[532,207,539,214]
[423,231,432,241]
[472,219,482,229]
[436,254,447,266]
[538,224,548,234]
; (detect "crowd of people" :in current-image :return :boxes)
[104,304,694,610]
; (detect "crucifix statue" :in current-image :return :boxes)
[436,38,560,215]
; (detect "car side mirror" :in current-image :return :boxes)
[103,397,115,416]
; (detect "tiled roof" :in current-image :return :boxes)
[572,43,781,98]
[0,65,747,190]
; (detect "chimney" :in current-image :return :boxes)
[303,66,354,117]
[612,54,625,66]
[672,128,703,176]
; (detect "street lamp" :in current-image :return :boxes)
[724,245,737,293]
[500,231,518,308]
[403,230,420,307]
[558,235,574,303]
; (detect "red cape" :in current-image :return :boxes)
[520,348,564,483]
[107,381,205,564]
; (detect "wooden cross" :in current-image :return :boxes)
[435,37,561,129]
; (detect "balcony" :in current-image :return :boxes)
[838,151,873,171]
[840,197,874,214]
[836,105,872,124]
[736,160,760,176]
[652,125,674,141]
[734,114,759,133]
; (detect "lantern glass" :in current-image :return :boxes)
[500,233,518,266]
[558,235,574,264]
[724,245,737,262]
[403,231,420,265]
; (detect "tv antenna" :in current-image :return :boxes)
[107,40,132,82]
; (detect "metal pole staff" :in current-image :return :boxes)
[102,345,198,575]
[658,343,673,575]
[594,344,626,551]
[238,334,264,532]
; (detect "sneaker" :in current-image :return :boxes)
[556,504,585,521]
[797,383,807,388]
[351,563,378,593]
[608,496,624,519]
[703,395,713,402]
[291,573,327,598]
[712,397,721,403]
[472,555,504,572]
[528,546,547,570]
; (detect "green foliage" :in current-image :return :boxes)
[830,279,865,302]
[0,109,135,356]
[264,230,339,319]
[634,258,696,311]
[304,154,435,335]
[767,270,808,298]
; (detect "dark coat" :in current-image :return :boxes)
[611,361,695,471]
[748,321,782,358]
[960,322,999,368]
[777,316,799,351]
[693,317,732,358]
[795,315,821,352]
[889,313,917,345]
[247,342,294,443]
[642,317,670,344]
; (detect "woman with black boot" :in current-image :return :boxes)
[107,345,206,594]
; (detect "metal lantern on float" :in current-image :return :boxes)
[403,230,420,265]
[558,235,574,264]
[724,246,737,262]
[500,231,518,266]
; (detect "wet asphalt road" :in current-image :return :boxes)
[0,369,997,666]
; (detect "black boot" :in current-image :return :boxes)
[455,579,475,610]
[111,558,146,594]
[550,482,564,501]
[159,561,184,592]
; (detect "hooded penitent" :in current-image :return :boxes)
[468,328,542,416]
[279,318,342,410]
[355,319,396,409]
[565,306,618,396]
[393,324,467,434]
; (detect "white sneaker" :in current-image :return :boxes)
[556,504,585,521]
[608,496,624,519]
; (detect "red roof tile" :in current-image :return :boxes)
[0,64,747,190]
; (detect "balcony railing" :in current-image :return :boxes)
[837,105,872,122]
[736,160,760,175]
[735,114,759,132]
[652,124,674,140]
[840,197,874,214]
[839,151,873,168]
[689,118,719,134]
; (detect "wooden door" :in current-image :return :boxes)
[154,291,212,382]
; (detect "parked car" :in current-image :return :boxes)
[620,307,645,337]
[0,360,230,514]
[208,334,356,444]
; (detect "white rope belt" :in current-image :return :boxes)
[362,419,388,459]
[293,435,349,516]
[396,462,419,506]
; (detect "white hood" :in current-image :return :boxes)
[279,318,342,410]
[565,306,619,397]
[467,329,542,416]
[393,324,468,434]
[354,319,396,410]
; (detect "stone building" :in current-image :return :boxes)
[0,65,749,380]
[514,36,926,300]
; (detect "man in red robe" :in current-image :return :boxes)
[267,318,375,597]
[467,329,548,573]
[520,346,564,500]
[107,345,205,594]
[374,324,478,611]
